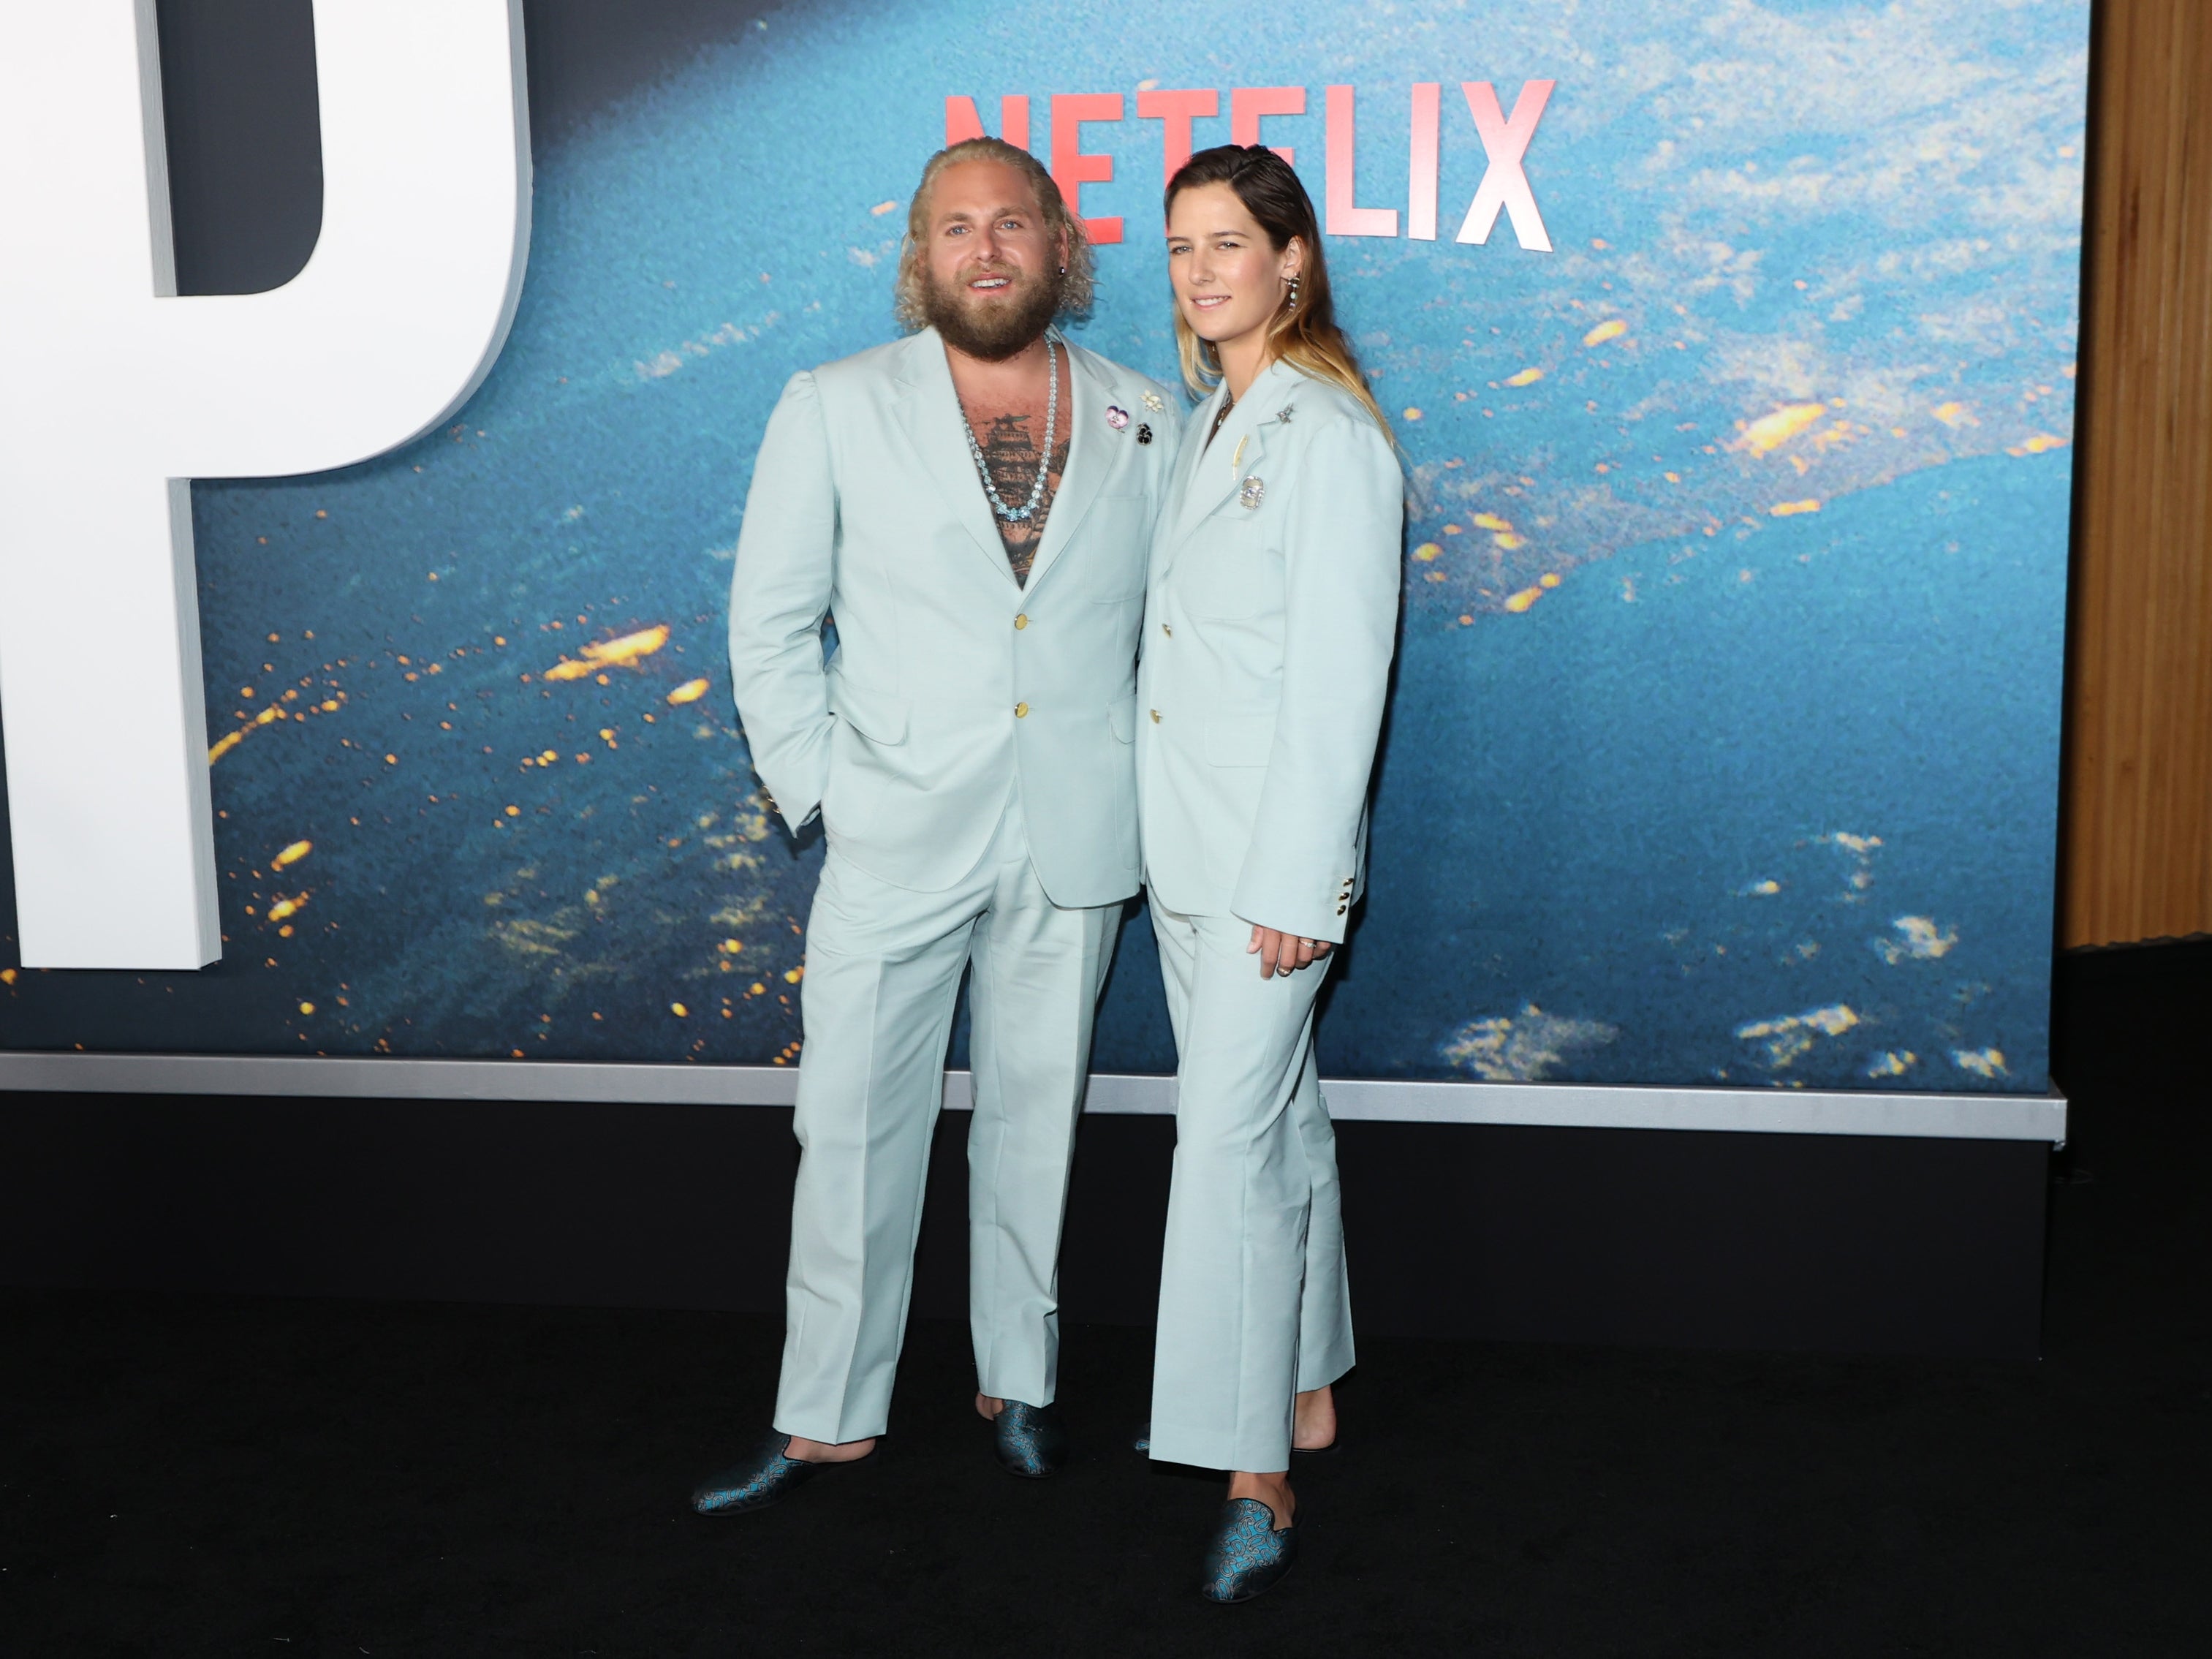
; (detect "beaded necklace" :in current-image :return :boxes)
[961,336,1060,523]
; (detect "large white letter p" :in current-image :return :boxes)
[0,1,530,970]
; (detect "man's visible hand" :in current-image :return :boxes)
[1249,925,1334,978]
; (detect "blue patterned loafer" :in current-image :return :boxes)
[1200,1497,1298,1603]
[991,1400,1069,1478]
[691,1432,871,1516]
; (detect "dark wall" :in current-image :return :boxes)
[154,0,321,295]
[0,1089,2050,1360]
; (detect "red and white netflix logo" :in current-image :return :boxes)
[945,81,1556,252]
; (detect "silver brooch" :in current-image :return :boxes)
[1239,475,1265,510]
[1275,406,1295,425]
[1142,390,1164,412]
[1106,404,1129,431]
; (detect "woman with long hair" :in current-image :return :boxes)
[1135,144,1403,1601]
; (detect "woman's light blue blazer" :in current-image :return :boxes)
[1135,358,1404,942]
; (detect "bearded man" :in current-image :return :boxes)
[694,139,1176,1513]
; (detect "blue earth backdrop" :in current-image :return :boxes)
[0,0,2088,1099]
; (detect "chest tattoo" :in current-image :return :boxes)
[968,409,1069,586]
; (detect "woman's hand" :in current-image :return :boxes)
[1249,925,1334,978]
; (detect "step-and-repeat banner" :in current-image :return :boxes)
[0,1,2087,1099]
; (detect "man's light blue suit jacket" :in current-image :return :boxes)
[1136,360,1404,942]
[730,327,1180,907]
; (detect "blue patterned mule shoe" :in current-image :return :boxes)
[691,1432,873,1516]
[991,1399,1070,1478]
[1200,1497,1299,1603]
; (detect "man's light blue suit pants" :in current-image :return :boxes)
[773,790,1119,1446]
[1146,903,1357,1473]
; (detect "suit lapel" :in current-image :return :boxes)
[1020,336,1107,596]
[1152,386,1220,583]
[892,328,1018,589]
[1173,389,1267,548]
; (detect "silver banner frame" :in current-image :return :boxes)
[0,1053,2066,1144]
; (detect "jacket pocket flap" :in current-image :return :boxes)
[1203,713,1274,768]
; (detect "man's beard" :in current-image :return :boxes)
[920,260,1062,360]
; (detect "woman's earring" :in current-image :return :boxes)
[1287,273,1301,313]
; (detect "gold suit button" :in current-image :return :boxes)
[1015,701,1029,718]
[1015,613,1029,630]
[1161,623,1173,638]
[1149,708,1161,723]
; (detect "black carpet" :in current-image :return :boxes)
[3,945,2206,1657]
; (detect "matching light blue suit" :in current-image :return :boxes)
[726,329,1398,1470]
[729,327,1178,1444]
[1136,360,1404,1472]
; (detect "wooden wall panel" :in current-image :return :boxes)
[2065,0,2212,946]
